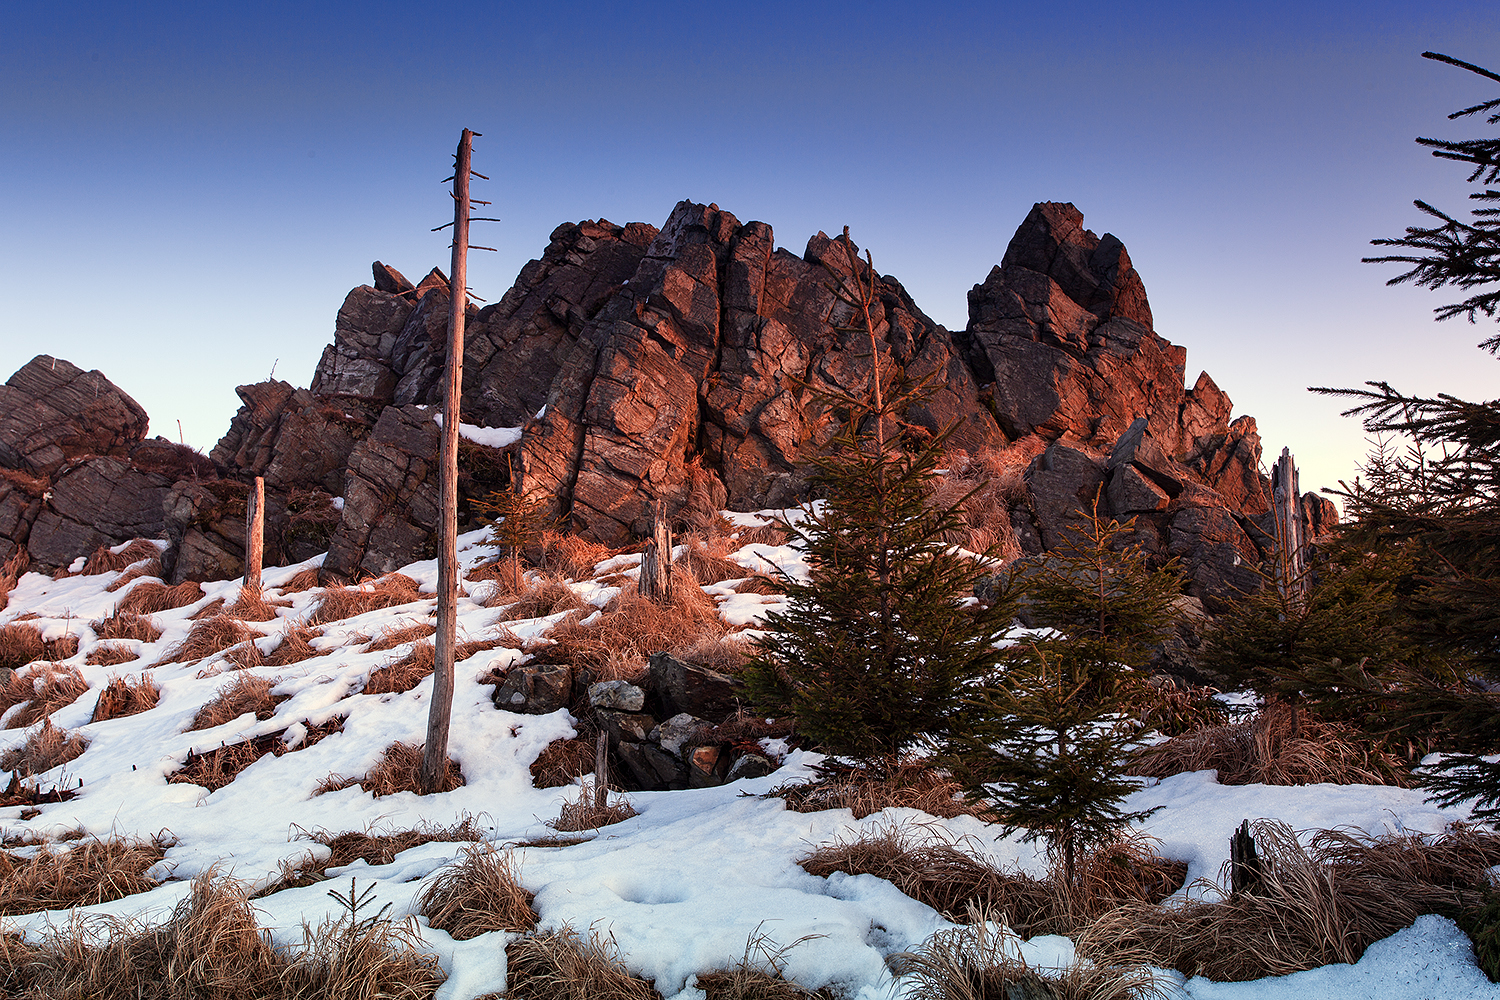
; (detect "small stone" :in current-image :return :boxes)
[588,680,645,712]
[726,754,775,782]
[649,713,711,758]
[491,663,572,715]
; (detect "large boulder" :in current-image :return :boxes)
[0,356,149,476]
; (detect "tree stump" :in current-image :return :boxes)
[1229,818,1263,896]
[639,507,673,605]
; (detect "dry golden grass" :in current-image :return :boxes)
[800,824,1185,939]
[0,549,29,612]
[365,621,438,652]
[263,624,330,667]
[0,833,169,915]
[0,719,89,776]
[90,611,163,643]
[154,614,257,667]
[298,818,485,870]
[1127,705,1412,787]
[487,574,587,620]
[773,760,988,821]
[901,909,1172,1000]
[546,580,725,679]
[316,741,464,798]
[90,673,159,722]
[531,735,599,789]
[694,931,835,1000]
[550,780,638,832]
[0,622,46,671]
[1085,821,1500,982]
[276,566,323,594]
[84,643,138,667]
[223,585,290,622]
[930,443,1040,563]
[68,538,162,578]
[539,530,614,580]
[676,532,753,587]
[0,870,445,1000]
[3,664,89,730]
[309,573,424,625]
[733,522,791,548]
[169,719,344,794]
[366,642,435,695]
[188,674,280,732]
[417,842,537,940]
[671,634,754,674]
[103,558,165,593]
[506,926,660,1000]
[115,580,205,615]
[1128,678,1232,737]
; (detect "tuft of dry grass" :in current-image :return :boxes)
[316,741,464,798]
[672,634,754,674]
[505,925,661,1000]
[3,664,89,730]
[0,719,89,776]
[84,643,139,667]
[550,779,637,832]
[72,538,163,578]
[1127,705,1412,787]
[309,573,424,625]
[531,735,599,789]
[546,580,725,679]
[694,931,835,1000]
[539,530,614,580]
[223,586,289,622]
[276,566,324,594]
[115,580,205,615]
[799,824,1185,939]
[0,623,46,672]
[263,624,331,666]
[90,611,163,643]
[1128,678,1232,737]
[154,614,257,667]
[0,549,30,612]
[298,817,485,869]
[170,720,344,793]
[187,674,281,732]
[417,842,538,940]
[676,532,754,588]
[0,833,170,915]
[930,444,1040,563]
[487,573,587,620]
[1085,820,1500,982]
[366,642,435,695]
[901,907,1172,1000]
[90,673,159,722]
[365,621,437,652]
[773,760,988,821]
[733,523,790,548]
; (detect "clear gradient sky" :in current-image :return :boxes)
[3,2,1497,503]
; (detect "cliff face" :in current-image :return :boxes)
[0,202,1334,606]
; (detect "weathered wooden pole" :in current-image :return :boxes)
[419,128,474,795]
[594,731,609,811]
[638,504,673,604]
[243,477,264,592]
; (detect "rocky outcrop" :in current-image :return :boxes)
[1,202,1335,598]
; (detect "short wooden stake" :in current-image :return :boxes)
[244,477,264,592]
[638,506,673,605]
[594,731,609,811]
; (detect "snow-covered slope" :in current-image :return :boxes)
[0,528,1494,1000]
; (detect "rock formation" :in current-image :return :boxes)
[0,202,1334,606]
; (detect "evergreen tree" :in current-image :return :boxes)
[942,508,1179,883]
[745,230,1016,770]
[1311,52,1500,820]
[472,456,553,586]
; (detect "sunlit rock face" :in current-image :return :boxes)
[0,203,1334,603]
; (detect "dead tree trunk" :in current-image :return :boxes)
[638,506,673,604]
[243,477,264,593]
[420,128,474,796]
[1270,447,1307,608]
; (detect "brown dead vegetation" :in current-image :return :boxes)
[71,538,163,579]
[550,780,637,832]
[85,643,139,667]
[299,817,484,870]
[275,566,323,594]
[676,533,753,588]
[187,674,282,732]
[0,624,77,674]
[90,673,159,722]
[417,842,538,940]
[3,664,89,730]
[309,573,424,625]
[694,932,838,1000]
[90,611,163,643]
[0,719,89,776]
[115,580,205,615]
[168,719,343,792]
[800,824,1185,939]
[0,550,29,612]
[1127,705,1412,787]
[154,614,258,667]
[773,760,988,820]
[1129,678,1232,737]
[487,574,587,620]
[505,926,660,1000]
[530,733,600,789]
[365,621,437,652]
[366,642,435,696]
[545,579,725,681]
[1085,821,1500,981]
[262,625,330,667]
[222,586,289,622]
[315,741,464,798]
[0,833,170,915]
[0,870,445,1000]
[538,530,614,580]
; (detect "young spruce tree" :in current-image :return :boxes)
[745,230,1015,771]
[942,504,1180,884]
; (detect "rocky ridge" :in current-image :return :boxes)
[0,201,1334,609]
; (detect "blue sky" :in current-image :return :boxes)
[2,1,1497,500]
